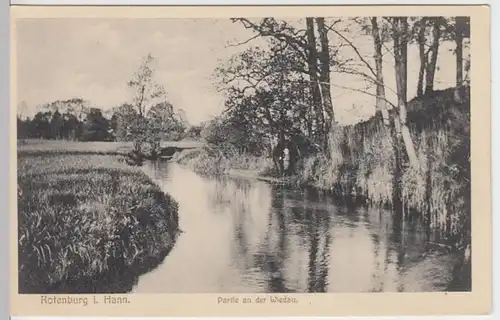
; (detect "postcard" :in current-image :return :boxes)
[10,4,491,317]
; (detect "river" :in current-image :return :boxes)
[131,161,463,293]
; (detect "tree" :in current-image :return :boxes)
[391,17,418,168]
[15,98,99,141]
[215,39,319,160]
[109,113,119,140]
[50,110,63,139]
[185,125,203,139]
[17,101,28,120]
[61,112,80,140]
[327,17,397,127]
[31,111,52,139]
[146,102,185,154]
[126,53,167,153]
[454,16,470,101]
[127,53,167,118]
[415,17,428,97]
[40,98,90,140]
[316,17,335,129]
[370,17,391,125]
[230,18,337,149]
[111,103,138,142]
[17,102,29,141]
[305,18,325,144]
[424,17,443,94]
[81,108,111,142]
[175,109,190,130]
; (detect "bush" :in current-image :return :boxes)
[174,146,272,177]
[201,117,268,156]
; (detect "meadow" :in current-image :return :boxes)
[17,143,180,293]
[18,139,204,156]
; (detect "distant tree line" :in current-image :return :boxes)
[17,97,189,143]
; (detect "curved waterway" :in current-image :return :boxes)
[132,161,462,293]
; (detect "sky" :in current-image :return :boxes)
[15,18,468,125]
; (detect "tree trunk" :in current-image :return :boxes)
[454,16,465,102]
[425,18,441,94]
[425,144,433,229]
[371,17,390,126]
[417,18,427,97]
[316,17,335,134]
[392,17,419,168]
[306,18,325,147]
[391,115,403,213]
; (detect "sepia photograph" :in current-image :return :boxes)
[10,4,491,318]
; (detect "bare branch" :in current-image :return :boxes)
[290,78,398,110]
[227,34,260,47]
[233,18,309,63]
[326,24,378,79]
[335,66,399,97]
[381,41,396,59]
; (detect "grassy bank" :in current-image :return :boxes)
[172,146,273,177]
[17,146,180,293]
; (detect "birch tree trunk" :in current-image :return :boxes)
[371,17,390,126]
[392,17,419,168]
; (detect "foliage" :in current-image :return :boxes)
[18,100,90,141]
[18,105,114,143]
[81,108,113,142]
[123,53,187,155]
[127,53,166,117]
[213,45,320,158]
[110,103,138,142]
[183,125,203,139]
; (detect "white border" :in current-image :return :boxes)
[6,0,497,6]
[4,1,497,320]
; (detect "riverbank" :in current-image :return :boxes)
[173,88,470,247]
[17,146,180,293]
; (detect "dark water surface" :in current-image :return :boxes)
[132,161,461,293]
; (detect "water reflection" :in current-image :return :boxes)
[132,162,462,293]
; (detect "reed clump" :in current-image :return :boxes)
[299,87,470,248]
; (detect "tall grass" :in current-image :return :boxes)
[299,87,471,248]
[18,152,179,293]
